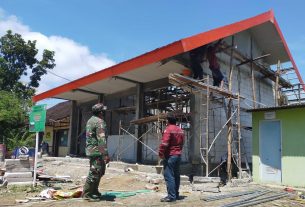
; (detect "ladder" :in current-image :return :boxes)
[228,99,251,178]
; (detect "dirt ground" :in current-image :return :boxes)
[1,158,305,207]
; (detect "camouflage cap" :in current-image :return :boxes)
[92,103,106,113]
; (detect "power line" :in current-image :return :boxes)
[46,69,103,95]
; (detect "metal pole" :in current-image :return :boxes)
[117,120,122,161]
[275,60,280,106]
[33,132,39,187]
[298,84,301,104]
[250,36,256,108]
[237,95,242,178]
[205,76,210,177]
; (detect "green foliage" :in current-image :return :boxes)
[6,129,35,151]
[0,91,25,123]
[0,90,26,143]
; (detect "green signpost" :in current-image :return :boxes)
[29,104,47,132]
[29,104,47,187]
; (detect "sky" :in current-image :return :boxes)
[1,0,305,107]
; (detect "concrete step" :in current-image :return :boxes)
[192,182,219,188]
[5,159,31,169]
[6,177,33,183]
[5,167,32,173]
[180,180,191,186]
[193,176,220,183]
[5,172,32,178]
[192,183,220,192]
[7,181,32,188]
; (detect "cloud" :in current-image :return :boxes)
[0,10,115,94]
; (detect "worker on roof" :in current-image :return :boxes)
[159,113,185,202]
[82,103,110,201]
[207,39,224,87]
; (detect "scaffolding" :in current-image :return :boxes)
[168,73,248,179]
[112,85,192,164]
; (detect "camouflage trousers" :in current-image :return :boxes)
[83,156,106,198]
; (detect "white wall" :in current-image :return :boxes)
[108,135,137,162]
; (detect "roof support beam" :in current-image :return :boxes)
[113,76,141,84]
[236,54,271,67]
[73,88,102,96]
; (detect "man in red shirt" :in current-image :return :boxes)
[207,39,224,87]
[159,114,184,202]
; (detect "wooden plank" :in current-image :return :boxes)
[130,114,166,125]
[169,73,239,99]
[130,110,190,125]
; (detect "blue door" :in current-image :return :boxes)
[259,120,281,184]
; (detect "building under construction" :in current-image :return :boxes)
[34,10,305,178]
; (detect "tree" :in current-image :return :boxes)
[0,90,26,144]
[0,30,55,147]
[0,30,55,100]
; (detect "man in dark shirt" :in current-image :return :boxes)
[159,114,185,202]
[40,141,49,155]
[189,45,206,80]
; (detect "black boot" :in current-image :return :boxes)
[82,181,100,201]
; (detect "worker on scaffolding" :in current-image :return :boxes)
[159,113,185,202]
[82,103,110,201]
[207,39,224,87]
[189,45,206,80]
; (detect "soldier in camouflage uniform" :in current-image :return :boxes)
[82,103,110,201]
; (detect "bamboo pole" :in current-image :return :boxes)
[199,91,204,174]
[205,76,210,177]
[227,36,234,181]
[237,94,242,178]
[275,60,280,106]
[250,36,257,108]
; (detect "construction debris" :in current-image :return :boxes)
[0,176,8,188]
[201,190,258,201]
[38,174,71,181]
[145,184,159,191]
[222,192,289,207]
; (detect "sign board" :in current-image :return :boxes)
[264,111,276,120]
[29,104,47,132]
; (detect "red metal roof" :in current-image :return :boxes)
[33,10,304,102]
